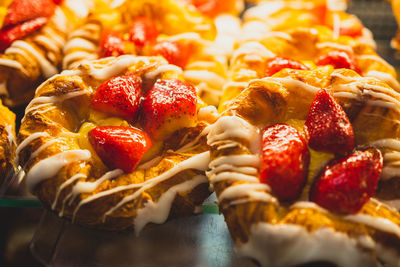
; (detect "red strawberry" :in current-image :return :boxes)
[185,0,236,17]
[4,0,56,28]
[141,79,197,140]
[89,126,152,173]
[260,124,310,201]
[339,26,363,37]
[129,17,158,47]
[0,17,48,52]
[305,89,355,155]
[99,31,125,58]
[91,74,142,122]
[264,57,309,77]
[310,148,383,214]
[315,51,361,74]
[151,41,193,68]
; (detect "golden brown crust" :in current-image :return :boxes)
[0,99,15,184]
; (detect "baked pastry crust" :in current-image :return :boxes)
[222,25,400,110]
[62,0,241,106]
[207,68,400,266]
[17,55,217,232]
[0,99,15,185]
[0,0,90,106]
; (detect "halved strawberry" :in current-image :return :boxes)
[141,79,197,140]
[3,0,55,28]
[260,123,310,201]
[91,74,142,122]
[151,40,193,68]
[89,126,152,173]
[305,89,355,155]
[0,16,48,52]
[264,57,309,77]
[129,17,158,47]
[315,51,361,74]
[310,148,383,214]
[99,31,125,58]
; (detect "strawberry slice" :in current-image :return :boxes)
[4,0,55,28]
[91,74,142,122]
[99,31,125,58]
[0,16,48,52]
[129,17,158,47]
[141,79,197,140]
[151,40,193,68]
[315,51,361,74]
[310,148,383,214]
[185,0,236,17]
[89,126,152,173]
[305,89,355,155]
[260,123,310,201]
[264,57,309,77]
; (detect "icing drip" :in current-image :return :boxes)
[25,90,88,114]
[344,214,400,238]
[25,149,91,193]
[5,124,15,147]
[52,173,86,210]
[232,42,275,64]
[366,71,400,92]
[71,169,124,220]
[101,151,210,223]
[237,223,377,267]
[144,64,183,81]
[133,174,207,235]
[15,132,50,166]
[316,42,353,53]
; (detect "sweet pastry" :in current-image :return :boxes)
[0,0,92,106]
[206,67,400,266]
[17,55,217,232]
[242,1,375,48]
[62,0,241,106]
[0,99,15,186]
[222,16,399,109]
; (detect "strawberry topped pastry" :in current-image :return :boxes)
[63,0,242,106]
[17,55,218,232]
[207,65,400,266]
[0,99,15,187]
[0,0,96,106]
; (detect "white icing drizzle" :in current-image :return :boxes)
[11,40,58,78]
[5,124,15,147]
[366,70,400,92]
[183,70,226,89]
[290,201,329,214]
[0,58,27,76]
[344,214,400,238]
[144,64,183,81]
[15,132,50,166]
[133,174,207,235]
[370,139,400,151]
[101,151,210,222]
[237,223,377,267]
[25,149,91,193]
[218,183,275,204]
[231,41,275,64]
[25,90,88,114]
[29,138,61,161]
[357,54,394,70]
[71,169,124,220]
[52,173,86,210]
[316,42,353,54]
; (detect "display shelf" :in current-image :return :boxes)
[30,211,257,267]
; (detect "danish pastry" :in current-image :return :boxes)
[62,0,241,106]
[0,99,15,186]
[222,24,399,110]
[0,0,92,106]
[207,67,400,266]
[17,55,217,232]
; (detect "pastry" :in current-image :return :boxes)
[222,10,399,109]
[206,67,400,266]
[390,0,400,50]
[17,55,217,232]
[0,99,15,187]
[0,0,92,106]
[62,0,241,106]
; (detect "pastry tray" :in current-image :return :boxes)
[1,0,400,266]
